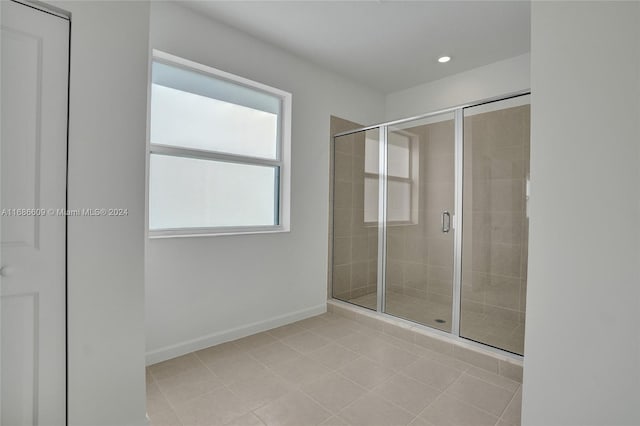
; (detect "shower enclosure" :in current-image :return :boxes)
[331,93,530,356]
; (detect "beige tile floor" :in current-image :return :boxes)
[147,312,522,426]
[348,292,524,355]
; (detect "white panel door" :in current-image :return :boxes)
[1,1,69,425]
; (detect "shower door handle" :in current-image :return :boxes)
[441,211,451,233]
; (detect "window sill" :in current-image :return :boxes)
[148,225,290,239]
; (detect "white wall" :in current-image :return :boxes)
[523,2,640,425]
[385,53,530,120]
[51,1,150,425]
[145,2,384,363]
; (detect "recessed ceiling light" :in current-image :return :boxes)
[438,56,451,63]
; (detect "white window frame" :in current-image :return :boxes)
[147,50,291,238]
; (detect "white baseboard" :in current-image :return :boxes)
[145,303,327,365]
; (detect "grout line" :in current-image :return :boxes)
[366,388,422,425]
[442,371,517,418]
[250,407,270,426]
[298,374,364,418]
[423,388,504,425]
[497,385,521,425]
[245,339,306,368]
[364,373,439,425]
[157,354,230,415]
[332,354,448,422]
[412,391,447,424]
[441,386,504,422]
[463,367,520,392]
[445,372,466,390]
[195,346,305,422]
[246,411,267,426]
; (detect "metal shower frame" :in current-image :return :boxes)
[332,90,530,359]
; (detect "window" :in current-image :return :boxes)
[364,130,418,224]
[148,51,291,236]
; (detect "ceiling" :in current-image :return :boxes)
[183,1,531,94]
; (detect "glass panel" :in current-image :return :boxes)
[364,136,379,174]
[332,128,380,311]
[460,94,530,355]
[387,180,411,222]
[149,154,277,230]
[151,61,280,159]
[364,176,378,223]
[388,132,410,178]
[385,112,455,332]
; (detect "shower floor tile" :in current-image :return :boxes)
[146,312,522,426]
[347,292,525,355]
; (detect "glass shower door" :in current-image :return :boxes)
[384,113,456,332]
[331,91,530,356]
[332,128,380,310]
[460,95,530,354]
